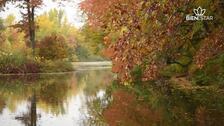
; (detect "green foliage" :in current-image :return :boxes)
[80,24,105,55]
[36,9,80,61]
[191,70,210,86]
[0,50,74,74]
[192,54,224,86]
[74,24,107,61]
[75,44,106,61]
[75,45,90,61]
[131,65,143,85]
[0,51,40,74]
[160,64,185,77]
[36,9,79,41]
[39,60,74,73]
[36,9,67,40]
[176,56,192,66]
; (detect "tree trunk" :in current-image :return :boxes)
[31,6,35,55]
[27,0,36,55]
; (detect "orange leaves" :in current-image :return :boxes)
[194,28,224,68]
[30,0,42,7]
[103,36,111,46]
[81,0,224,83]
[80,0,140,27]
[80,0,191,82]
[142,63,160,81]
[102,47,114,58]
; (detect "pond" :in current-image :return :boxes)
[0,68,113,126]
[0,68,224,126]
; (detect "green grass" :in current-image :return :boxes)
[0,51,74,74]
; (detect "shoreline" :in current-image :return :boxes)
[0,61,112,76]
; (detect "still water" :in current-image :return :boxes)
[0,68,224,126]
[0,69,113,126]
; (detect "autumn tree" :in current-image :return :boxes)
[80,24,105,55]
[80,0,224,83]
[36,9,69,40]
[0,0,43,55]
[36,9,79,61]
[18,0,43,55]
[0,15,26,53]
[39,34,69,60]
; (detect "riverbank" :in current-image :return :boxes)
[72,61,112,70]
[0,59,74,75]
[0,64,224,126]
[0,61,112,75]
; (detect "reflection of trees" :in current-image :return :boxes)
[37,77,72,115]
[31,94,37,126]
[0,70,114,126]
[0,74,74,119]
[153,86,224,126]
[111,84,224,126]
[0,77,34,112]
[75,70,113,96]
[16,93,37,126]
[74,70,113,126]
[0,96,5,113]
[0,70,109,115]
[83,82,224,126]
[82,92,112,126]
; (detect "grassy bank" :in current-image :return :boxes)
[0,51,74,74]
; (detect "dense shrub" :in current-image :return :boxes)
[0,51,40,74]
[39,34,69,60]
[0,51,74,74]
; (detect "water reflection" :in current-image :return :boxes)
[82,90,112,126]
[15,94,37,126]
[0,70,113,126]
[1,70,224,126]
[102,84,224,126]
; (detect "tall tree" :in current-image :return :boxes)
[0,0,43,55]
[18,0,43,55]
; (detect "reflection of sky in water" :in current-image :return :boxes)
[0,91,92,126]
[0,101,28,126]
[37,92,87,126]
[0,69,113,126]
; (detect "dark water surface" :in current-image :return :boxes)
[0,68,224,126]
